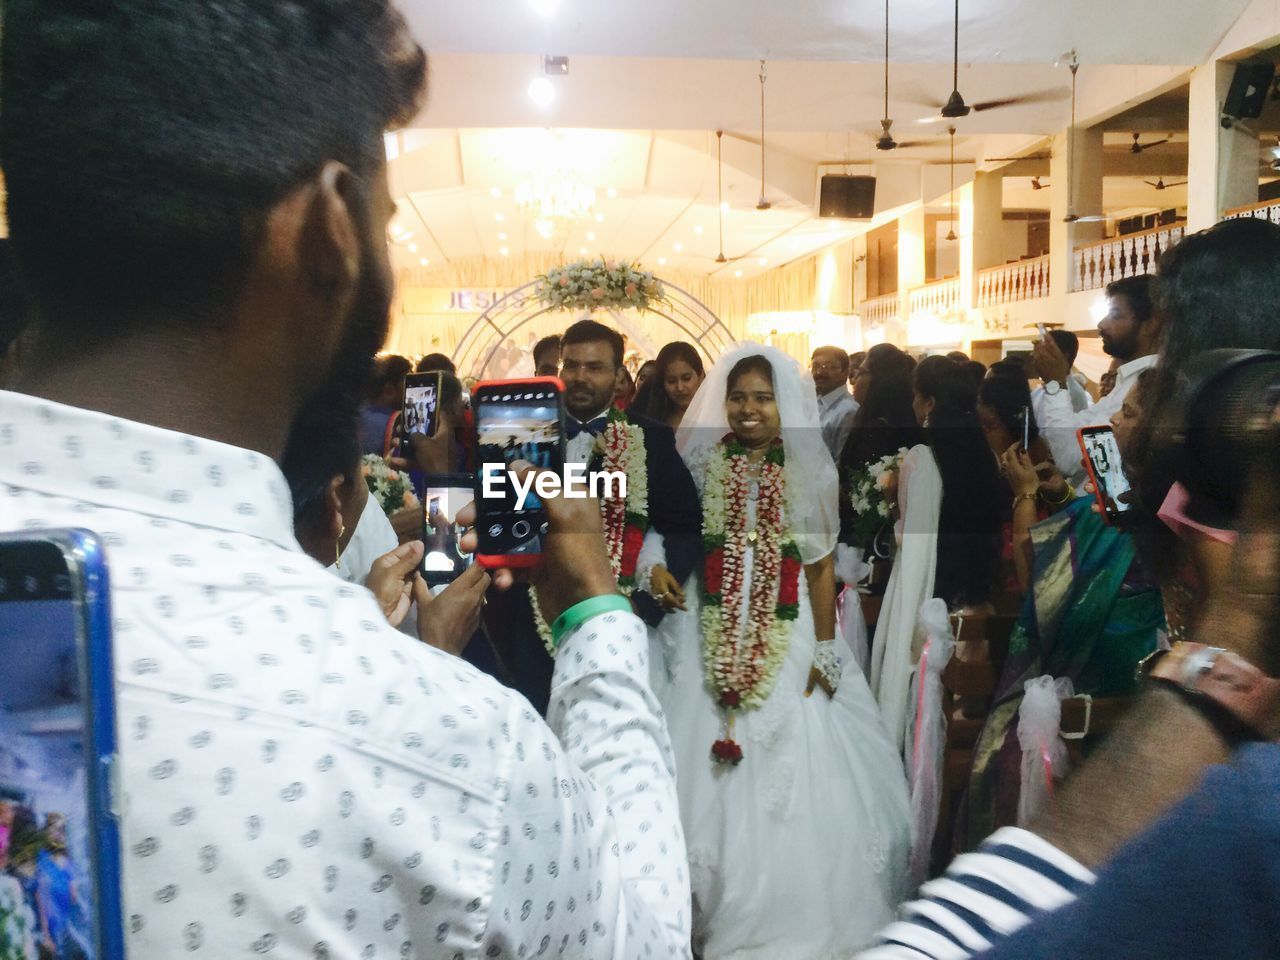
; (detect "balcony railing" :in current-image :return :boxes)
[976,254,1050,307]
[859,292,899,328]
[908,277,961,319]
[1072,222,1186,292]
[1223,199,1280,224]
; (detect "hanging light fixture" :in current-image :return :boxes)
[756,60,772,210]
[946,125,958,241]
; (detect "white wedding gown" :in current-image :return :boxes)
[652,494,911,960]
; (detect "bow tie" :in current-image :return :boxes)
[566,416,609,440]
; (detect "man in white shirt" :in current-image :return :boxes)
[811,345,860,462]
[1032,276,1161,487]
[0,4,689,958]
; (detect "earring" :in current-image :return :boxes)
[335,523,346,571]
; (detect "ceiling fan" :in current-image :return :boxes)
[983,150,1052,162]
[873,0,930,151]
[1144,177,1187,190]
[917,0,1065,124]
[1062,54,1109,224]
[1030,176,1049,190]
[1130,132,1171,153]
[712,130,747,265]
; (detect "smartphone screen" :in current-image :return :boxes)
[402,371,443,441]
[473,380,564,564]
[1020,405,1031,450]
[423,474,475,585]
[1036,322,1049,340]
[0,532,122,959]
[1079,427,1134,522]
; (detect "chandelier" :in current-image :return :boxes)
[515,173,596,239]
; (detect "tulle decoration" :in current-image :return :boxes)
[1016,675,1074,827]
[905,598,955,888]
[835,544,873,678]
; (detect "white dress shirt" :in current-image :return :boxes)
[1036,354,1156,488]
[1029,374,1090,428]
[0,389,690,959]
[566,406,612,468]
[817,386,859,462]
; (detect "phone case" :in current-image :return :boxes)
[0,529,124,959]
[472,377,566,569]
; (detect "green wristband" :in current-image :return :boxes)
[550,594,633,648]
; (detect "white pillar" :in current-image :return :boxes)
[1188,62,1260,231]
[1049,125,1104,300]
[897,206,927,346]
[971,171,1005,270]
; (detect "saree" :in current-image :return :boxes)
[960,496,1165,850]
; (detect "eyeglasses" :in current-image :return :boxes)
[810,361,845,373]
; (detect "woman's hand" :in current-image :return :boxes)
[1036,460,1070,503]
[364,541,425,627]
[1002,443,1041,498]
[650,564,687,611]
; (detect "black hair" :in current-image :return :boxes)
[1106,275,1155,326]
[725,354,773,393]
[914,355,1003,609]
[963,359,987,391]
[842,344,920,472]
[848,351,868,378]
[416,353,456,374]
[0,241,29,354]
[1048,329,1079,365]
[280,385,362,524]
[368,354,412,400]
[561,319,625,368]
[978,367,1039,444]
[812,345,851,373]
[533,335,562,366]
[945,350,970,363]
[1130,217,1280,574]
[647,341,706,421]
[1,0,427,334]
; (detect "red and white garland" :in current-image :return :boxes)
[534,407,649,654]
[701,435,802,766]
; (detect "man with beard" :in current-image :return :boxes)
[0,3,689,958]
[1032,276,1161,487]
[487,319,701,711]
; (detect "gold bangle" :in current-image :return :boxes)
[1012,492,1038,511]
[1041,483,1074,506]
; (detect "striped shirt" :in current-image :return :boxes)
[858,828,1094,959]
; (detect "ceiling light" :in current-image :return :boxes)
[658,256,667,265]
[586,231,596,241]
[498,232,507,241]
[757,257,768,266]
[594,212,605,222]
[499,246,510,256]
[606,187,618,198]
[734,269,743,277]
[720,201,730,212]
[419,258,429,267]
[408,243,418,252]
[391,224,405,236]
[579,246,588,254]
[495,213,505,222]
[528,76,556,109]
[529,0,560,15]
[674,242,684,252]
[489,187,502,198]
[694,225,704,234]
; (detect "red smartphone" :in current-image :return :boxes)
[1078,425,1134,525]
[472,377,566,568]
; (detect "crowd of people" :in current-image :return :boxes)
[0,3,1278,959]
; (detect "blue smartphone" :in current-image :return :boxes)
[0,529,123,959]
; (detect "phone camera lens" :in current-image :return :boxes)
[512,520,531,538]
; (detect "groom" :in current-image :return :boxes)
[487,319,702,712]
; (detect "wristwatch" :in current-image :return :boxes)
[1140,642,1280,741]
[1043,380,1064,396]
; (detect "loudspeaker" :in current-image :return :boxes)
[1223,61,1275,121]
[818,175,876,219]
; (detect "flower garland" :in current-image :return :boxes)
[535,258,665,312]
[361,453,418,518]
[533,408,650,654]
[846,448,907,550]
[701,435,802,766]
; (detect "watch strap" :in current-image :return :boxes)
[1143,642,1280,741]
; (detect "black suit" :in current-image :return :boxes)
[476,410,702,714]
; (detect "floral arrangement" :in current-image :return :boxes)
[701,435,801,766]
[361,453,418,518]
[535,258,665,312]
[846,449,907,550]
[533,407,650,654]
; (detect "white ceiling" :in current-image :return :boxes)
[400,0,1252,65]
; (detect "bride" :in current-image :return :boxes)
[657,344,910,959]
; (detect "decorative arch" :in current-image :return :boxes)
[453,278,737,378]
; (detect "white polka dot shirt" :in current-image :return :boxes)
[0,390,691,959]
